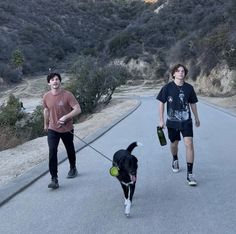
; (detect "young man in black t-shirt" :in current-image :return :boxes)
[157,64,200,186]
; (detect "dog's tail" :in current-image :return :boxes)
[126,142,142,153]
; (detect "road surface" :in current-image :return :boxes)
[0,96,236,234]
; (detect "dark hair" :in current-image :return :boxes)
[47,73,62,83]
[171,64,188,79]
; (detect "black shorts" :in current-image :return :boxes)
[167,125,193,143]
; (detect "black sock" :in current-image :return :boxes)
[173,155,178,161]
[187,163,193,175]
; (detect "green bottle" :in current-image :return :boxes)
[157,126,167,146]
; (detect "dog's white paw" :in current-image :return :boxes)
[125,200,131,217]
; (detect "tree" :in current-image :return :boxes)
[11,49,24,67]
[0,94,25,126]
[11,49,25,79]
[67,56,131,113]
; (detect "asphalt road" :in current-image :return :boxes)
[1,96,236,234]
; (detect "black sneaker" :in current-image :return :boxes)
[48,177,59,189]
[187,174,197,186]
[172,160,180,173]
[67,167,78,178]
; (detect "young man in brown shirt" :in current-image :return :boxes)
[43,73,81,189]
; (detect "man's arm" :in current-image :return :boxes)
[190,103,200,127]
[58,104,81,124]
[43,108,49,131]
[159,101,165,128]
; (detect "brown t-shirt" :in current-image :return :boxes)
[43,89,79,133]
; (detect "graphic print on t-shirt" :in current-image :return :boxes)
[58,100,64,106]
[167,89,190,122]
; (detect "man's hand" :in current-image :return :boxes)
[58,116,67,126]
[195,118,200,127]
[44,124,48,132]
[159,120,165,129]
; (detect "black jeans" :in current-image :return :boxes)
[47,129,76,178]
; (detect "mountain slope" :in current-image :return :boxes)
[0,0,235,95]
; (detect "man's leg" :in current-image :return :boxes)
[170,140,179,158]
[168,128,181,173]
[61,131,76,168]
[183,137,194,164]
[48,130,60,178]
[170,140,180,172]
[47,129,60,189]
[61,130,78,178]
[184,136,197,186]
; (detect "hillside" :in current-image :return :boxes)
[0,0,236,95]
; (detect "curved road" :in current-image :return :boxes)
[0,96,236,234]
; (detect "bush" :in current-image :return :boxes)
[225,43,236,69]
[29,105,45,138]
[0,63,22,83]
[15,105,45,141]
[0,94,25,126]
[0,94,25,150]
[0,95,45,150]
[108,32,135,56]
[67,56,131,113]
[188,64,201,81]
[0,125,21,151]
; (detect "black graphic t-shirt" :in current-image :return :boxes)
[157,81,198,130]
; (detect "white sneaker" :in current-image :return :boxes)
[172,160,180,173]
[187,174,197,186]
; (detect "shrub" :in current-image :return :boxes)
[30,105,45,138]
[67,56,131,113]
[225,44,236,69]
[0,94,26,150]
[15,105,45,141]
[0,94,25,126]
[188,65,201,81]
[11,49,24,68]
[0,125,21,151]
[0,95,45,150]
[108,32,135,56]
[0,63,21,83]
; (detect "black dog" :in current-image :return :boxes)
[112,142,141,216]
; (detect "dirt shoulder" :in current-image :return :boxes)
[199,94,236,115]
